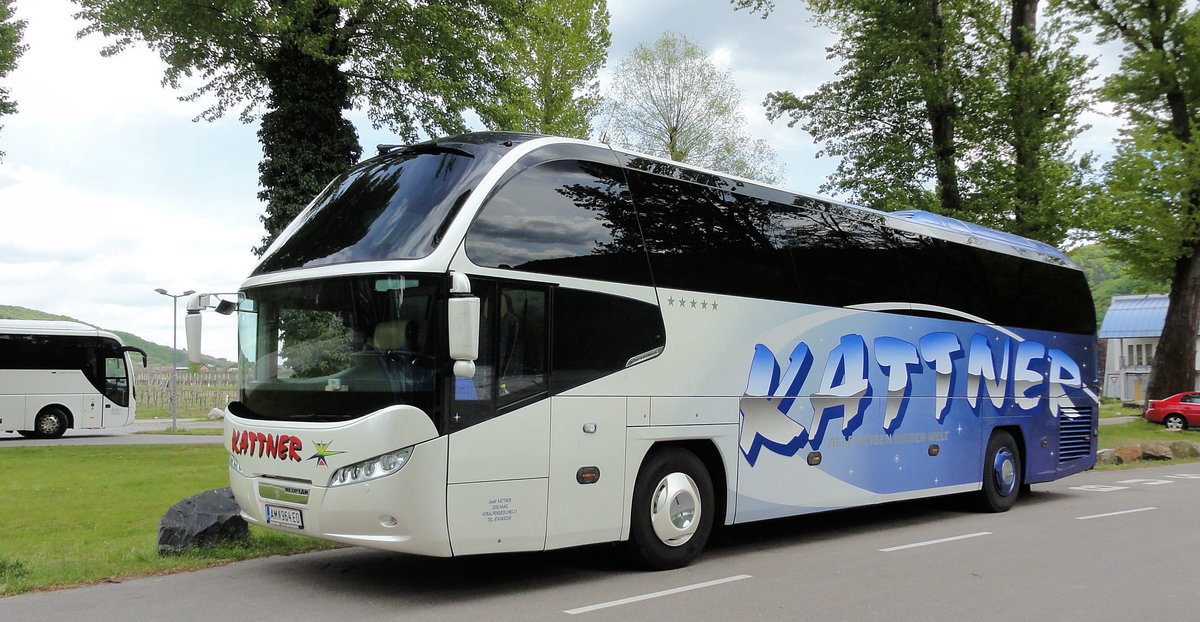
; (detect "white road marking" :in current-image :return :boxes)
[564,574,753,615]
[1075,507,1157,520]
[879,531,992,552]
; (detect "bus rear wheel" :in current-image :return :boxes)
[628,448,714,570]
[977,430,1021,513]
[33,408,68,439]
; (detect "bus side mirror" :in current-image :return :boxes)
[448,296,480,378]
[185,293,205,365]
[185,312,203,365]
[447,272,479,378]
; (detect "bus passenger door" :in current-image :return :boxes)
[545,396,626,550]
[446,281,552,555]
[101,354,132,426]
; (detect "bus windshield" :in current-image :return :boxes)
[234,274,442,424]
[252,149,486,275]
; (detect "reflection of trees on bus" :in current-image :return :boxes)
[279,310,353,378]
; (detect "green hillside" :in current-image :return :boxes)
[0,305,233,369]
[1068,244,1170,328]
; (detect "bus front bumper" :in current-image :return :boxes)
[229,435,452,557]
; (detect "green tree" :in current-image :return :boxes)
[603,31,783,184]
[1069,243,1170,326]
[1060,0,1200,402]
[71,0,522,252]
[753,1,969,214]
[740,0,1092,247]
[963,1,1094,243]
[480,0,610,139]
[0,0,27,161]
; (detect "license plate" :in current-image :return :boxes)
[265,504,304,529]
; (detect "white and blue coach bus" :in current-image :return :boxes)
[187,133,1097,569]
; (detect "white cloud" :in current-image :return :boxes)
[710,47,733,68]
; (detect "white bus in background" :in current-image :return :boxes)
[187,133,1098,569]
[0,320,147,438]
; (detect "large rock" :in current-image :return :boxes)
[1142,441,1173,460]
[157,487,247,555]
[1171,441,1200,459]
[1096,448,1118,465]
[1113,445,1143,464]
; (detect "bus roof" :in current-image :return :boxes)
[0,319,122,342]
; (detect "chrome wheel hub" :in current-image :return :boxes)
[994,447,1016,496]
[649,472,701,547]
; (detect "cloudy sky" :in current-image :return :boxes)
[0,0,1123,361]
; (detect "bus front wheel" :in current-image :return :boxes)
[628,448,714,570]
[978,430,1021,513]
[33,407,68,439]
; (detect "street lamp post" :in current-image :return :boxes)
[155,288,195,433]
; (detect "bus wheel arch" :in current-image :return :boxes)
[628,443,721,570]
[977,427,1022,513]
[33,405,71,439]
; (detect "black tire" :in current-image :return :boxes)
[1164,414,1187,431]
[628,448,715,570]
[33,407,68,439]
[977,430,1021,513]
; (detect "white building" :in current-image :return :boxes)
[1098,294,1200,401]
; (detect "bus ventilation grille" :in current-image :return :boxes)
[1058,406,1094,463]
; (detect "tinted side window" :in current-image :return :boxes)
[781,203,908,307]
[980,251,1096,334]
[892,232,1094,334]
[891,233,994,321]
[551,288,665,394]
[466,159,652,286]
[626,169,798,301]
[0,335,85,371]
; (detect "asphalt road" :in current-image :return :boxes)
[5,460,1197,621]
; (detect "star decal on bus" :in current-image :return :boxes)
[308,441,346,467]
[664,296,718,311]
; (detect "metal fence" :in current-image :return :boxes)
[135,369,236,413]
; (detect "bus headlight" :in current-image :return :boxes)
[329,446,414,487]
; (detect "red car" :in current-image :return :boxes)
[1145,392,1200,430]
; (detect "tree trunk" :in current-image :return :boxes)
[1144,11,1198,403]
[1146,249,1200,402]
[1009,0,1043,239]
[923,0,962,214]
[254,6,361,255]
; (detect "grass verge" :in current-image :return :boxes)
[1098,398,1143,419]
[0,444,334,597]
[1098,417,1200,448]
[135,427,225,436]
[1094,418,1200,470]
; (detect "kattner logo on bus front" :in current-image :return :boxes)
[738,331,1087,466]
[231,429,303,462]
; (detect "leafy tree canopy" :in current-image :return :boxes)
[0,0,28,160]
[1069,243,1170,326]
[480,0,611,139]
[1055,0,1200,400]
[71,0,523,251]
[73,0,519,133]
[603,31,783,184]
[742,0,1092,247]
